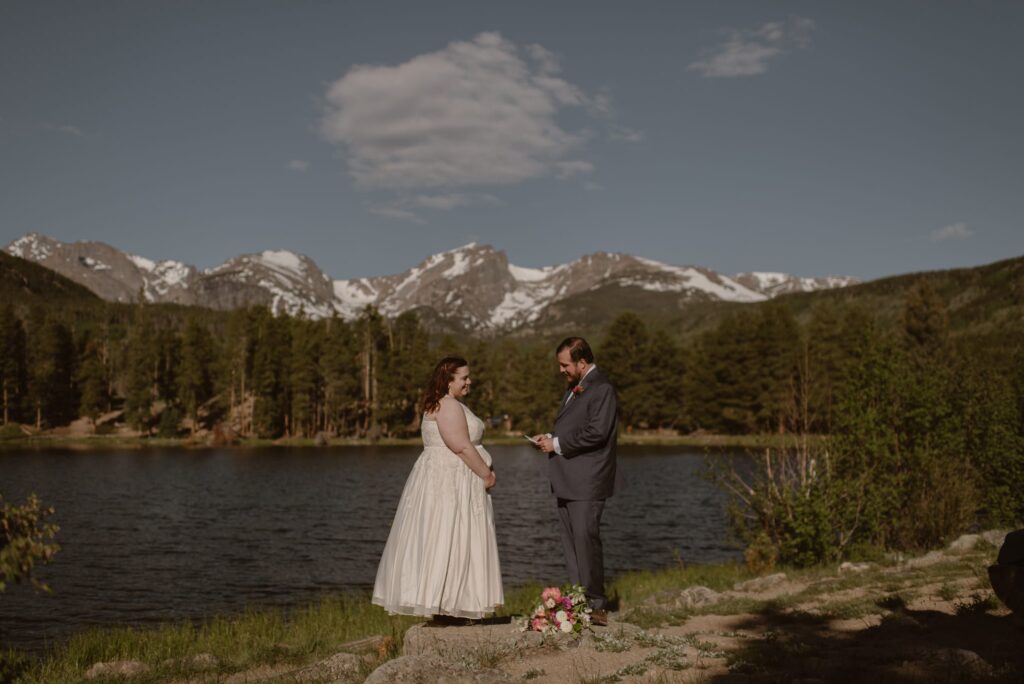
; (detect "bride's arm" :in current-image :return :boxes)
[436,398,493,481]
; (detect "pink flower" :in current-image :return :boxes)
[541,587,562,603]
[531,617,547,632]
[561,597,572,610]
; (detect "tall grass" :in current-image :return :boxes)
[14,593,416,683]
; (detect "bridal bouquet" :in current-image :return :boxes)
[524,584,591,636]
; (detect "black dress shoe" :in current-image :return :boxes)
[590,609,609,627]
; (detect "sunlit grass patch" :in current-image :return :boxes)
[16,592,415,684]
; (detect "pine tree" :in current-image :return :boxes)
[288,315,321,438]
[251,308,290,438]
[77,336,109,427]
[123,302,157,432]
[0,305,28,425]
[30,319,77,427]
[177,319,215,435]
[321,314,359,436]
[600,313,653,430]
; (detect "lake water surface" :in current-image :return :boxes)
[0,445,742,651]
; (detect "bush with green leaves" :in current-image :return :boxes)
[0,493,60,593]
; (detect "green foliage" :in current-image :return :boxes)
[718,287,1024,567]
[0,493,59,593]
[599,313,685,430]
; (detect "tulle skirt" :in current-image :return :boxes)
[372,445,503,618]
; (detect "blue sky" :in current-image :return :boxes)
[1,1,1021,280]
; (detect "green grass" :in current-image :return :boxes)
[14,593,415,684]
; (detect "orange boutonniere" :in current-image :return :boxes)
[571,385,585,396]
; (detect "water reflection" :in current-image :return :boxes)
[0,445,741,651]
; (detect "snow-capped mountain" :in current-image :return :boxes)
[330,245,771,330]
[6,233,198,304]
[733,271,860,298]
[4,233,859,331]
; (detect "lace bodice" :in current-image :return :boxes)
[422,400,485,448]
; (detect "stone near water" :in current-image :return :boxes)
[160,652,219,671]
[645,585,722,609]
[84,660,150,679]
[838,561,873,574]
[364,654,510,683]
[402,622,543,658]
[314,431,329,447]
[981,529,1008,548]
[904,550,946,568]
[947,533,981,552]
[292,651,364,682]
[734,572,787,592]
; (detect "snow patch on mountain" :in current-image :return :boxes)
[7,233,56,261]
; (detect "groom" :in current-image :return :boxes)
[532,337,619,627]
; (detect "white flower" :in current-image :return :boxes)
[560,620,574,633]
[545,598,556,609]
[555,610,568,623]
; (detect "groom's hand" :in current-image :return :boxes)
[535,435,556,453]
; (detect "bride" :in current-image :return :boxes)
[372,356,504,621]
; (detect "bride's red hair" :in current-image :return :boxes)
[421,356,468,414]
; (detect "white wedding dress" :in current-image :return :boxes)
[372,401,504,618]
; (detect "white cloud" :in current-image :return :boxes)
[410,193,499,210]
[369,206,424,224]
[40,122,84,136]
[930,222,974,242]
[287,159,309,172]
[688,16,816,78]
[554,160,595,179]
[320,32,597,190]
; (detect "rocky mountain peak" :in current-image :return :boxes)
[5,231,860,332]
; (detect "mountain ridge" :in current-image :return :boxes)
[5,232,859,333]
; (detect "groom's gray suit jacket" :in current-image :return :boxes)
[549,367,619,501]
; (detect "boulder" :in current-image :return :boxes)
[982,529,1008,548]
[838,562,873,574]
[160,653,218,671]
[645,585,723,610]
[734,573,787,592]
[291,651,363,682]
[402,622,542,658]
[364,655,509,683]
[905,550,946,568]
[947,534,981,552]
[84,660,150,679]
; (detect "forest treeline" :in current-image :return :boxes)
[0,279,1021,444]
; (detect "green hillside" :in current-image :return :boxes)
[0,252,102,309]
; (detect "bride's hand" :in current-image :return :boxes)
[484,471,496,490]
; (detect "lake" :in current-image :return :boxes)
[0,444,743,652]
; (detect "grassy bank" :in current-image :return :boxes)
[3,566,754,683]
[4,541,1017,683]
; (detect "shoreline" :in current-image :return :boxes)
[0,432,820,451]
[2,538,1011,683]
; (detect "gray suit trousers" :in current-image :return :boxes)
[556,498,607,610]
